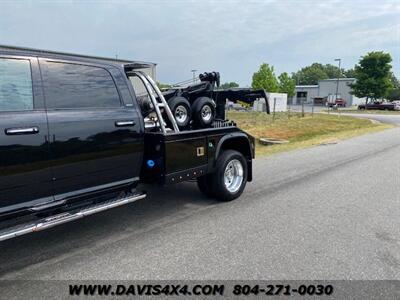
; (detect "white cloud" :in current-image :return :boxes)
[0,0,398,85]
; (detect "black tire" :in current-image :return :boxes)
[197,174,215,198]
[192,97,216,128]
[212,150,248,201]
[167,96,191,129]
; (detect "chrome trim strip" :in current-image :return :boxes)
[0,193,146,242]
[54,177,139,201]
[115,120,136,127]
[29,200,67,212]
[5,127,39,135]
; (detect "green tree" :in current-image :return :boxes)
[292,63,350,84]
[251,63,279,92]
[344,68,357,78]
[324,64,342,79]
[386,73,400,101]
[278,72,295,97]
[156,81,171,89]
[220,81,239,89]
[292,63,329,85]
[387,87,400,101]
[350,51,393,105]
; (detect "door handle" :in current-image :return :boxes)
[115,120,136,127]
[5,126,39,135]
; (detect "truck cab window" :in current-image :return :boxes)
[0,58,33,111]
[129,75,154,117]
[42,62,121,109]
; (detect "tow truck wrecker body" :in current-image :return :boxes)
[0,45,266,241]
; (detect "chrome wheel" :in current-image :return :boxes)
[224,159,244,193]
[201,105,212,122]
[174,105,188,124]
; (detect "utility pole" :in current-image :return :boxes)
[296,75,300,107]
[312,97,314,117]
[334,58,341,115]
[191,69,197,83]
[272,97,276,122]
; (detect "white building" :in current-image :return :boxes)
[292,85,319,105]
[253,92,287,112]
[290,78,365,106]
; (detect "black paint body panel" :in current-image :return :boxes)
[45,108,143,200]
[0,50,144,220]
[141,127,254,184]
[0,110,53,214]
[0,55,54,215]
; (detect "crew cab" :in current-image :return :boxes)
[358,101,395,110]
[0,46,258,241]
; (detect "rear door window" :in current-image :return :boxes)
[0,58,33,111]
[42,61,121,109]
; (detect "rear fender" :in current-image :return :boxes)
[214,133,255,181]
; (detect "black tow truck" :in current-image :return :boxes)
[0,46,266,241]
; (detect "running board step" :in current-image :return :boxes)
[0,192,146,242]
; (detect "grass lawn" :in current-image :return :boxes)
[227,111,393,156]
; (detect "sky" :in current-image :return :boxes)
[1,0,399,86]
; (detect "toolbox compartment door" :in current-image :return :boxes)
[165,136,208,173]
[140,133,210,184]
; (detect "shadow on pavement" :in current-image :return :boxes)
[0,182,217,277]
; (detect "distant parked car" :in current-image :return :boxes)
[358,101,395,111]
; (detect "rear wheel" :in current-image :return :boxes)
[204,150,248,201]
[192,97,216,128]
